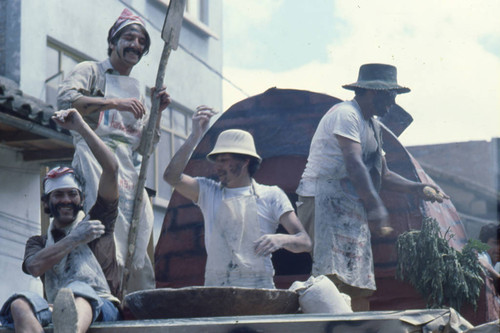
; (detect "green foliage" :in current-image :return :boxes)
[396,217,486,310]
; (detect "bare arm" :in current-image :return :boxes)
[381,157,448,202]
[254,211,313,256]
[336,134,389,231]
[72,85,170,120]
[52,109,118,202]
[163,106,215,202]
[72,96,146,120]
[479,257,500,280]
[25,218,107,277]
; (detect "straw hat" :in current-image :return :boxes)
[207,129,262,162]
[342,63,410,94]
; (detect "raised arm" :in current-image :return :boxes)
[163,105,215,202]
[53,109,118,202]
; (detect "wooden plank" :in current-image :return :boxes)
[161,0,186,49]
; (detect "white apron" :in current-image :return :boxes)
[71,74,154,290]
[204,187,275,289]
[311,117,382,291]
[312,178,376,291]
[44,212,116,304]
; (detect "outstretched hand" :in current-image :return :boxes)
[419,184,450,203]
[52,109,85,131]
[192,105,217,139]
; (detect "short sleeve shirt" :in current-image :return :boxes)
[22,195,120,297]
[195,177,294,248]
[296,99,378,196]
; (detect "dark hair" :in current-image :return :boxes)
[479,223,500,243]
[231,154,261,177]
[107,24,151,57]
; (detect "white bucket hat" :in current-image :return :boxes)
[207,129,262,162]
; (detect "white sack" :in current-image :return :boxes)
[289,275,353,314]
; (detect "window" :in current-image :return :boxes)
[45,42,86,108]
[156,0,207,24]
[186,0,208,24]
[145,99,193,207]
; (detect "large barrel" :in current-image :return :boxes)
[154,87,493,325]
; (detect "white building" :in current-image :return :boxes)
[0,0,222,305]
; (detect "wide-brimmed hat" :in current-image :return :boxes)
[207,129,262,162]
[342,63,410,94]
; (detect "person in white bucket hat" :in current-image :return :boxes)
[0,109,121,332]
[296,63,448,311]
[164,106,312,289]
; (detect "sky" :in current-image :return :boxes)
[221,0,500,146]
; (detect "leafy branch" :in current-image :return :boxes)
[396,217,488,311]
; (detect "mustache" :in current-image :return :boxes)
[124,47,142,57]
[49,202,82,218]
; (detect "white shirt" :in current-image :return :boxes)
[478,251,500,273]
[296,99,379,196]
[195,177,294,253]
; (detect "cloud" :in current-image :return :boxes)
[222,0,500,145]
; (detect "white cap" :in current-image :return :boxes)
[44,167,81,194]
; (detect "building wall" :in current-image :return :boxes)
[19,0,222,242]
[0,146,43,305]
[0,0,222,304]
[407,139,499,240]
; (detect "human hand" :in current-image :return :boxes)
[254,234,283,256]
[192,105,217,139]
[150,86,171,112]
[113,98,146,119]
[52,109,85,131]
[366,205,393,237]
[420,184,449,203]
[69,217,105,244]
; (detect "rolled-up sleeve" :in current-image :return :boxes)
[57,61,101,110]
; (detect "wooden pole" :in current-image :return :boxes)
[119,41,172,300]
[119,0,185,301]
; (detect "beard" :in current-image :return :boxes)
[216,161,245,187]
[372,93,394,117]
[49,202,82,223]
[217,170,228,186]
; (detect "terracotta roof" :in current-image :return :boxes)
[0,75,74,161]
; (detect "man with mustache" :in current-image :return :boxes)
[163,106,312,288]
[57,8,171,292]
[296,63,446,311]
[0,109,121,332]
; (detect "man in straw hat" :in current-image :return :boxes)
[295,63,447,311]
[164,106,312,289]
[0,109,121,332]
[58,8,171,292]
